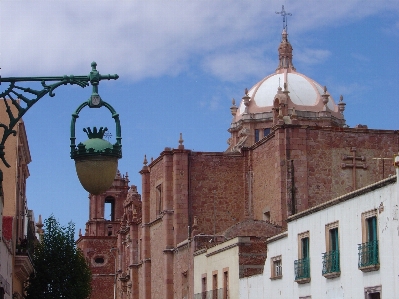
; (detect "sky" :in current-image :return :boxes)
[1,0,399,238]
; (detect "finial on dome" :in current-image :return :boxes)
[291,106,298,123]
[178,133,184,149]
[321,86,329,111]
[338,95,346,115]
[242,88,250,114]
[36,214,44,237]
[276,22,295,71]
[230,98,238,118]
[276,5,292,31]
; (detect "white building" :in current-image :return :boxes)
[240,158,399,299]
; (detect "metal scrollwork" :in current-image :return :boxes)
[0,61,118,168]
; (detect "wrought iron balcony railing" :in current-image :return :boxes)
[193,288,227,299]
[294,257,310,281]
[322,250,340,277]
[358,240,379,270]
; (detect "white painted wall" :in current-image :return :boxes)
[240,172,399,298]
[194,237,242,299]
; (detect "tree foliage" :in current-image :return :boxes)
[25,215,91,299]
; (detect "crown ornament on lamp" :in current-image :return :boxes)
[70,67,122,195]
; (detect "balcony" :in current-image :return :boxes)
[15,250,33,282]
[294,258,310,284]
[358,240,379,272]
[322,250,340,278]
[193,288,227,299]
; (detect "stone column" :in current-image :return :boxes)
[140,159,151,299]
[163,151,174,299]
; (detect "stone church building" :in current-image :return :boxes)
[77,28,399,299]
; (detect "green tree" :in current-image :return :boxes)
[25,215,91,299]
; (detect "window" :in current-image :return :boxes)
[294,231,310,283]
[359,210,379,271]
[92,255,107,267]
[107,224,113,236]
[156,184,163,216]
[104,196,115,221]
[270,255,282,279]
[212,271,218,299]
[263,128,270,137]
[263,210,270,222]
[201,274,207,299]
[322,221,340,278]
[364,285,381,299]
[255,129,260,142]
[223,268,229,299]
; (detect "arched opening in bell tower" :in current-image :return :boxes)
[104,196,115,221]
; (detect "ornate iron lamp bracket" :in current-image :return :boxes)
[0,62,118,168]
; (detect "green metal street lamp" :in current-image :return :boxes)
[70,82,122,195]
[0,62,120,195]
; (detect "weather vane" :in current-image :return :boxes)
[276,5,292,31]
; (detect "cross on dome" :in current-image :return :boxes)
[275,5,292,31]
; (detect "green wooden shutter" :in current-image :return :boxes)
[302,237,309,259]
[367,217,377,242]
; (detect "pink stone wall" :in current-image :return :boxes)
[77,237,117,299]
[306,128,398,207]
[190,152,245,235]
[251,133,282,225]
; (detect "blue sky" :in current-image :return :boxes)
[1,1,399,237]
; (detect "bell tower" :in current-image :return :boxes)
[77,171,130,299]
[86,170,129,237]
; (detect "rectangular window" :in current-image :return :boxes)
[223,268,229,299]
[323,221,340,278]
[364,285,381,299]
[359,210,379,271]
[156,184,163,216]
[263,128,270,137]
[270,255,282,279]
[295,231,310,283]
[201,274,207,299]
[212,272,218,299]
[255,129,260,142]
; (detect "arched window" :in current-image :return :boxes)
[105,197,115,221]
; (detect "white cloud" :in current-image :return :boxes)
[202,49,275,82]
[351,53,370,62]
[295,48,331,65]
[1,0,398,81]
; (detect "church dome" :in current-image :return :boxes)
[236,71,338,117]
[232,29,344,123]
